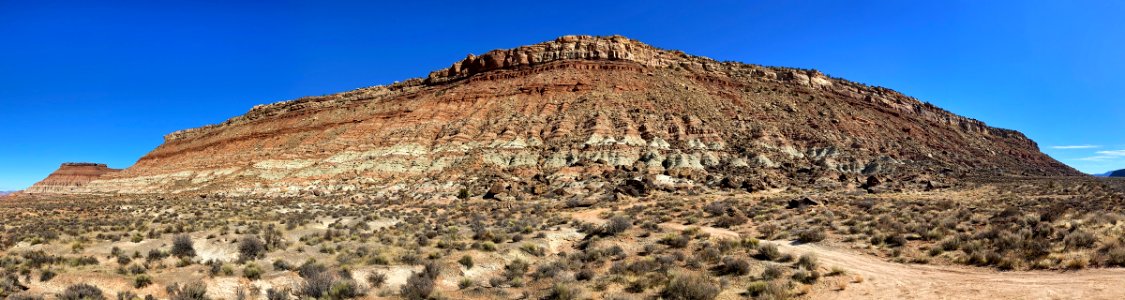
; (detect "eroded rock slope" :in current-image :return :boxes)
[24,163,120,194]
[80,35,1078,197]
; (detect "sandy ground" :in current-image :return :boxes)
[774,241,1125,300]
[571,207,1125,300]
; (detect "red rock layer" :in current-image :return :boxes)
[82,35,1079,196]
[24,163,120,194]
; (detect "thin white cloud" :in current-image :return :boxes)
[1051,145,1101,149]
[1077,156,1116,161]
[1096,150,1125,156]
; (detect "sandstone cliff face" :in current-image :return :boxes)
[82,35,1079,197]
[24,163,120,194]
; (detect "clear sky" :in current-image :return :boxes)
[1,1,1123,190]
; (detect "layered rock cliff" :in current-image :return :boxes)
[24,163,120,194]
[81,35,1079,197]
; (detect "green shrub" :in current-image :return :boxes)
[458,255,474,269]
[746,281,768,297]
[244,263,263,280]
[133,274,152,288]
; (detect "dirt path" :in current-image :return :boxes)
[772,240,1125,300]
[570,207,1125,300]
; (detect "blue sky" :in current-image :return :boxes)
[1,1,1123,190]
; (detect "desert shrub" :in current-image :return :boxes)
[298,260,327,279]
[1095,243,1125,267]
[7,294,44,300]
[746,281,769,297]
[714,214,748,228]
[662,273,720,300]
[660,234,691,248]
[171,234,196,258]
[520,243,546,256]
[477,242,497,252]
[758,222,781,239]
[243,263,263,280]
[7,294,43,300]
[1064,230,1097,249]
[791,269,820,284]
[367,272,387,288]
[714,257,751,276]
[603,216,632,236]
[703,201,731,216]
[59,283,105,300]
[699,247,721,263]
[327,278,362,299]
[796,254,818,270]
[298,272,333,299]
[272,259,293,271]
[133,274,152,288]
[114,291,138,300]
[238,236,266,262]
[458,278,474,289]
[756,243,781,261]
[758,281,790,299]
[145,249,166,263]
[534,261,567,280]
[575,268,595,281]
[883,234,907,247]
[761,264,784,280]
[38,269,56,282]
[458,255,473,269]
[796,227,826,243]
[504,259,529,280]
[265,288,289,300]
[400,270,436,300]
[206,260,222,276]
[544,283,583,300]
[166,282,208,300]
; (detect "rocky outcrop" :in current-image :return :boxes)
[23,163,120,194]
[80,35,1079,197]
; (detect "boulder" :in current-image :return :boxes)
[483,182,509,200]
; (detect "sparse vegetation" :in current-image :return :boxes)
[171,234,196,258]
[2,177,1124,299]
[59,284,105,300]
[663,273,720,300]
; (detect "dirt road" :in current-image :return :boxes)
[571,207,1125,300]
[773,240,1125,300]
